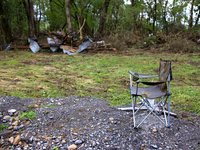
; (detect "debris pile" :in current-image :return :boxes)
[1,31,117,55]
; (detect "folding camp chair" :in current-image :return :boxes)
[128,59,172,128]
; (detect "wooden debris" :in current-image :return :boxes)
[154,108,178,118]
[60,45,78,53]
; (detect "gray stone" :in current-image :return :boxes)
[3,115,11,120]
[48,113,54,119]
[8,109,17,113]
[151,144,158,149]
[13,126,19,131]
[9,118,13,122]
[29,136,34,143]
[20,117,29,121]
[75,140,83,145]
[50,98,54,103]
[19,124,24,129]
[92,141,96,147]
[9,112,14,116]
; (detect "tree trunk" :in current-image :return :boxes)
[49,0,54,31]
[0,0,12,42]
[162,0,168,34]
[97,0,111,36]
[22,0,35,37]
[153,0,157,34]
[131,0,135,32]
[195,9,200,26]
[0,18,12,43]
[189,0,195,28]
[65,0,73,33]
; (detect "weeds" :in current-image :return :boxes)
[51,146,59,150]
[41,104,57,108]
[19,111,36,120]
[0,124,8,132]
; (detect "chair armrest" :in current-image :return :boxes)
[129,71,159,79]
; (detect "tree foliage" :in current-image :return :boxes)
[0,0,199,44]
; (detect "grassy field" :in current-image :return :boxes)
[0,49,199,115]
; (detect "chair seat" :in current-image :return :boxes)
[129,85,167,99]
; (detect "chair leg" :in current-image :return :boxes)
[131,95,136,128]
[167,96,170,127]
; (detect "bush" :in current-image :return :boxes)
[165,37,200,53]
[105,31,140,51]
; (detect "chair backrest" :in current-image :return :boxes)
[158,59,172,92]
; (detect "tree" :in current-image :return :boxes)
[194,0,200,26]
[22,0,35,37]
[0,0,13,43]
[189,0,195,27]
[98,0,111,36]
[65,0,73,32]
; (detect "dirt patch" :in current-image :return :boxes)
[188,61,200,66]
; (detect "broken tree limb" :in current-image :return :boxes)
[154,108,178,118]
[38,43,61,46]
[11,45,29,49]
[76,19,86,36]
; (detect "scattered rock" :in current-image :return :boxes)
[109,117,114,121]
[62,139,66,144]
[34,104,39,108]
[13,135,21,145]
[8,109,17,114]
[0,96,199,149]
[13,126,19,131]
[25,121,31,126]
[68,144,77,150]
[182,113,188,118]
[3,115,11,120]
[8,126,14,130]
[12,121,19,126]
[21,117,29,121]
[9,136,14,144]
[152,128,157,133]
[151,144,158,149]
[75,140,83,145]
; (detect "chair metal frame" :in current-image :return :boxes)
[129,59,172,128]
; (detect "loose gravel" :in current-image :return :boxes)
[0,96,200,150]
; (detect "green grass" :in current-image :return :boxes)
[51,146,59,150]
[0,50,199,115]
[0,124,8,132]
[41,104,57,108]
[19,111,36,120]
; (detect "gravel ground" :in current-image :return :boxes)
[0,96,200,150]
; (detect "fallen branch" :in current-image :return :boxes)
[38,43,61,46]
[76,19,86,35]
[154,108,178,118]
[11,46,29,49]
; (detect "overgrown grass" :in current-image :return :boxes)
[0,50,199,115]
